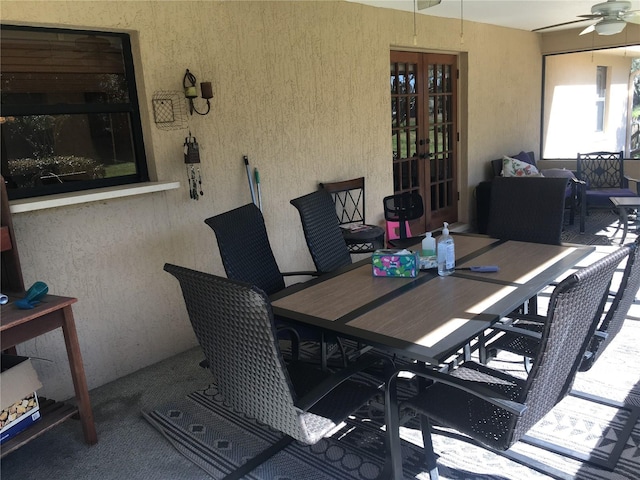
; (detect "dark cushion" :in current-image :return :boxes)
[512,151,535,165]
[586,188,638,207]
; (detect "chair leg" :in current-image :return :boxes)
[382,374,404,480]
[419,414,440,479]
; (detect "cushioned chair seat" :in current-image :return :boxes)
[585,188,638,207]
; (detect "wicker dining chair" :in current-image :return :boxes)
[164,264,389,480]
[487,176,569,246]
[290,189,353,273]
[204,203,346,368]
[205,203,317,296]
[483,236,640,470]
[381,244,631,480]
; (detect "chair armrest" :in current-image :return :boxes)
[276,326,301,361]
[498,313,546,324]
[569,177,586,186]
[294,354,394,411]
[393,363,527,416]
[282,270,321,278]
[491,322,543,341]
[593,330,608,340]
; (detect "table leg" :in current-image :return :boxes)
[61,305,97,445]
[617,207,629,245]
[579,184,586,234]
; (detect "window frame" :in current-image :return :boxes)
[1,24,149,200]
[595,65,608,133]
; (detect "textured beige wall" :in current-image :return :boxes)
[1,1,543,400]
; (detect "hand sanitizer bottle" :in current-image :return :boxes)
[437,222,455,276]
[421,231,436,257]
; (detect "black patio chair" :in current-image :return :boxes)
[164,263,390,480]
[205,203,317,296]
[204,203,347,368]
[382,191,426,249]
[484,236,640,470]
[485,175,569,316]
[487,176,569,246]
[319,177,385,254]
[381,244,631,480]
[290,189,353,273]
[577,151,640,214]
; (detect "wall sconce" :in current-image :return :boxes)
[183,69,213,116]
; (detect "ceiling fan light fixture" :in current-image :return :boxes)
[594,18,626,35]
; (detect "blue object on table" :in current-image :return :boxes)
[457,265,500,272]
[15,281,49,309]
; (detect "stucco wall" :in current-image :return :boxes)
[1,0,543,400]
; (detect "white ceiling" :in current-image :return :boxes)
[347,0,640,33]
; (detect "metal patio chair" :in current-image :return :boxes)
[204,203,347,368]
[381,244,631,480]
[164,264,390,480]
[484,236,640,470]
[290,189,353,274]
[577,151,640,213]
[319,177,385,254]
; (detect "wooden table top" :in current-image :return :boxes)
[1,294,77,331]
[272,234,593,364]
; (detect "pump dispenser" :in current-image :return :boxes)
[437,222,455,276]
[421,231,436,257]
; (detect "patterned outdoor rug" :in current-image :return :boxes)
[561,209,628,245]
[143,321,640,480]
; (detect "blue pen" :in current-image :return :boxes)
[457,266,499,272]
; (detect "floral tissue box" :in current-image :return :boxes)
[371,249,419,278]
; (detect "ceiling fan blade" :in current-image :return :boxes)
[623,10,640,24]
[580,23,597,35]
[532,18,594,33]
[417,0,441,10]
[578,14,603,19]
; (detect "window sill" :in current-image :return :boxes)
[9,181,181,214]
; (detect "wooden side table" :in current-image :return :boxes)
[610,196,640,245]
[1,294,97,457]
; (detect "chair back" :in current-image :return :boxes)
[319,177,367,227]
[577,151,625,189]
[163,264,322,443]
[487,176,568,245]
[512,244,632,442]
[290,189,352,273]
[204,204,285,296]
[382,191,424,239]
[581,237,640,371]
[385,221,412,245]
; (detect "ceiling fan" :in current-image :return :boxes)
[417,0,442,10]
[534,0,640,36]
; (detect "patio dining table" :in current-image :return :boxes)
[271,233,594,365]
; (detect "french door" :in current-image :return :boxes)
[390,51,458,233]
